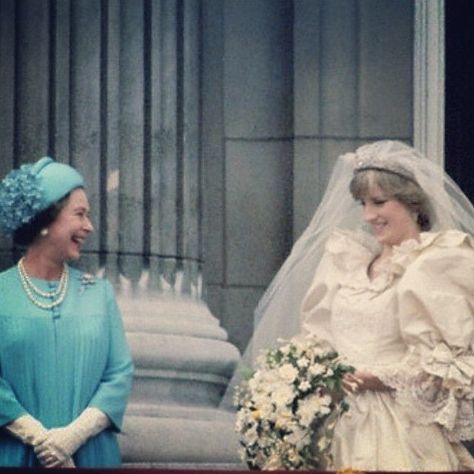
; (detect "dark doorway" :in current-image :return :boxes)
[445,0,474,204]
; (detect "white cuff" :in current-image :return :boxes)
[4,414,47,446]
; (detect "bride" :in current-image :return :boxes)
[232,140,474,471]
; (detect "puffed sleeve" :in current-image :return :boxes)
[301,230,371,348]
[300,250,339,348]
[88,280,134,431]
[379,233,474,441]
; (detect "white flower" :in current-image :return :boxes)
[253,398,275,421]
[299,380,311,392]
[271,384,295,407]
[278,363,299,383]
[309,363,326,376]
[284,426,310,450]
[274,408,294,430]
[297,357,310,368]
[249,368,277,394]
[297,393,332,427]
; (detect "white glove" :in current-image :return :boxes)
[60,457,77,468]
[34,407,110,467]
[5,414,76,468]
[4,414,47,446]
[34,447,76,469]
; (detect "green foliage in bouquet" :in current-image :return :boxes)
[234,337,354,470]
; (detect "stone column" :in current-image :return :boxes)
[0,0,241,465]
[97,0,240,466]
[116,269,240,466]
[414,0,445,166]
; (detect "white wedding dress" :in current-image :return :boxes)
[301,229,474,471]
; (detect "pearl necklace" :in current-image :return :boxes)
[17,257,69,309]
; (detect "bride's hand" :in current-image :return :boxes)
[343,371,391,393]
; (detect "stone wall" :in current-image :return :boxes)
[202,0,414,354]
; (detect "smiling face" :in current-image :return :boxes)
[45,188,94,261]
[360,177,420,247]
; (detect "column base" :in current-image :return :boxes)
[120,405,241,465]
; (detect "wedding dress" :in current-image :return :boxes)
[302,229,474,471]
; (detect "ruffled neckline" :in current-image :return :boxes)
[326,229,474,293]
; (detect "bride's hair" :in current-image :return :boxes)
[350,169,432,231]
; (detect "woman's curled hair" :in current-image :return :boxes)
[13,194,70,246]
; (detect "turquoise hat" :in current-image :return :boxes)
[0,157,84,233]
[32,157,84,209]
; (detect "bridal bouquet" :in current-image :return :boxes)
[235,337,353,470]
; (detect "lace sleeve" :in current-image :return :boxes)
[372,345,474,442]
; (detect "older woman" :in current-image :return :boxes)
[239,141,474,470]
[0,157,133,467]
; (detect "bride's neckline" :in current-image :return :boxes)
[367,254,391,281]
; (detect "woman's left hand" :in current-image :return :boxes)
[343,371,391,393]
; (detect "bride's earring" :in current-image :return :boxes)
[40,228,49,237]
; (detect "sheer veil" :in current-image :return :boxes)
[220,140,474,409]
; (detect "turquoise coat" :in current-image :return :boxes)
[0,265,134,467]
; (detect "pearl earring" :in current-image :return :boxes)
[40,228,49,237]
